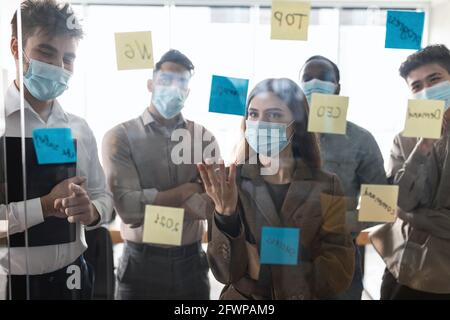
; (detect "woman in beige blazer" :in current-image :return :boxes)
[197,78,355,300]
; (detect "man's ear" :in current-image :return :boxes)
[335,84,341,95]
[11,37,19,60]
[147,79,153,93]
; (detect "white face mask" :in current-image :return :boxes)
[151,71,190,119]
[413,80,450,111]
[152,85,188,119]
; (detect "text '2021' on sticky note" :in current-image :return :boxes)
[143,205,184,246]
[260,226,300,265]
[32,128,76,165]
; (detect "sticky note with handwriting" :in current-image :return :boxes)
[308,93,349,135]
[358,184,399,223]
[32,128,76,165]
[143,205,184,246]
[209,75,249,116]
[260,226,299,265]
[402,99,444,139]
[385,11,424,50]
[271,0,311,41]
[115,31,154,70]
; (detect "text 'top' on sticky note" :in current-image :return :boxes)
[32,128,76,165]
[209,75,249,116]
[143,205,184,246]
[260,226,300,265]
[115,31,154,70]
[358,184,399,223]
[402,99,445,139]
[307,93,349,135]
[385,10,425,50]
[271,0,311,41]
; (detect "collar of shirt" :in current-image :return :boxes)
[5,83,69,125]
[141,108,187,132]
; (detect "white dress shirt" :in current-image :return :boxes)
[0,83,113,275]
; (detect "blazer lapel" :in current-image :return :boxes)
[280,160,315,223]
[240,164,282,243]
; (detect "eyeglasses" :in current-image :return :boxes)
[154,71,191,89]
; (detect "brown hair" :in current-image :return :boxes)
[11,0,83,46]
[234,78,322,169]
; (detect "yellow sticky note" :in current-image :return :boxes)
[358,184,399,223]
[308,93,349,135]
[143,205,184,246]
[271,0,311,41]
[115,31,154,70]
[402,99,444,139]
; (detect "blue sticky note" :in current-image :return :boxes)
[32,128,77,165]
[260,226,300,265]
[385,10,424,50]
[209,75,249,116]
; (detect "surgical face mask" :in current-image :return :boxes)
[152,85,188,119]
[413,80,450,111]
[300,79,337,104]
[245,120,294,158]
[23,54,72,101]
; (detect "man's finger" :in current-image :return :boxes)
[67,176,87,186]
[70,183,87,196]
[65,205,90,217]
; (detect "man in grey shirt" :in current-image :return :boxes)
[102,50,219,299]
[299,56,387,299]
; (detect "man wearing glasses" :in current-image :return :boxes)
[102,50,219,299]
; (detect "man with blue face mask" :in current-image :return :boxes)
[299,56,387,300]
[371,45,450,299]
[1,0,113,299]
[103,50,220,300]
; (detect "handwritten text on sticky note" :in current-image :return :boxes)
[115,31,154,70]
[308,93,349,135]
[260,226,299,265]
[358,185,399,223]
[385,10,425,50]
[143,205,184,246]
[209,75,249,116]
[402,99,444,139]
[271,0,311,41]
[32,128,76,165]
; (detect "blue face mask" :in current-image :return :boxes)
[23,56,72,101]
[245,120,294,158]
[300,79,337,104]
[413,80,450,111]
[152,85,188,119]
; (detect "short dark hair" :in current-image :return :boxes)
[399,44,450,79]
[11,0,83,46]
[303,55,340,83]
[155,49,195,74]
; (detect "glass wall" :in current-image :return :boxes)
[3,0,445,301]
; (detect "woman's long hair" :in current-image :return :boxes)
[233,78,321,169]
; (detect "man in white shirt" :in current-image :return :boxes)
[0,0,113,299]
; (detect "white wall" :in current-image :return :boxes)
[430,0,450,47]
